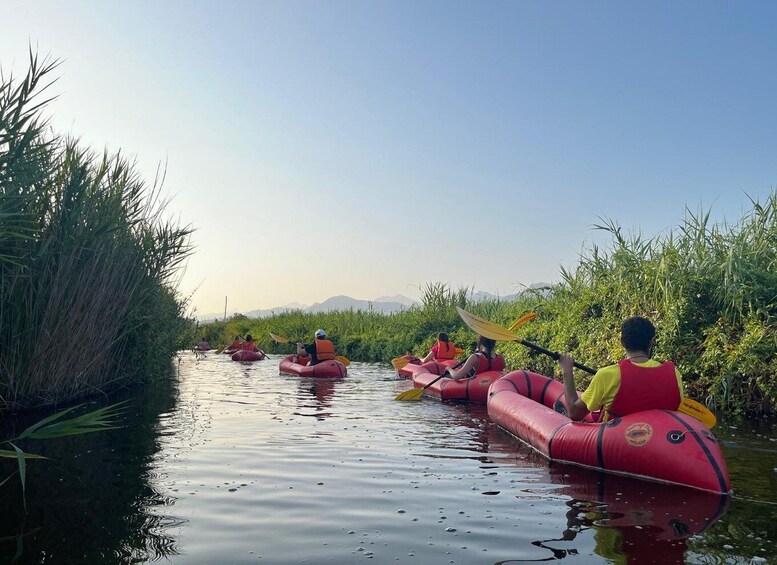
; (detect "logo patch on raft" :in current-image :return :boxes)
[478,378,491,387]
[625,423,654,447]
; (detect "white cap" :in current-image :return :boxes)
[315,328,326,338]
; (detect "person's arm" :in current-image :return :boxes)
[296,342,306,356]
[420,349,434,363]
[445,353,478,381]
[559,354,590,421]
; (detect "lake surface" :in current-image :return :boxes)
[1,352,776,564]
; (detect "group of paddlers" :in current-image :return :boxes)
[418,316,683,423]
[223,334,264,356]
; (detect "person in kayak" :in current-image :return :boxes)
[225,335,242,352]
[558,316,684,421]
[296,329,336,366]
[442,335,504,380]
[196,337,211,350]
[419,332,456,363]
[241,334,265,356]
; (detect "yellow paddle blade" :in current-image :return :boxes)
[335,355,351,367]
[394,387,425,401]
[391,357,410,370]
[454,347,465,356]
[508,312,538,332]
[215,347,225,355]
[679,398,717,429]
[270,333,290,344]
[456,307,521,342]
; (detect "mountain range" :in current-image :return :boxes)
[196,285,549,323]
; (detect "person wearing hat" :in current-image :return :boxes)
[296,329,336,366]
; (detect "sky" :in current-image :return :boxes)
[2,1,776,317]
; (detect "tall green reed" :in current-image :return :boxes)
[1,51,192,410]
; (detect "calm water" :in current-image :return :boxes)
[1,352,776,564]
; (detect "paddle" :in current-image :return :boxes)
[391,313,538,371]
[394,360,466,401]
[269,333,351,367]
[456,307,718,429]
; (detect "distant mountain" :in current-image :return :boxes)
[197,287,552,322]
[304,295,412,314]
[197,294,417,322]
[373,294,419,307]
[470,283,551,303]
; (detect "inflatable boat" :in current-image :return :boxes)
[279,354,347,378]
[402,360,502,403]
[231,349,266,362]
[487,370,731,494]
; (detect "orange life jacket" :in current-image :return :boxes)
[230,340,241,349]
[435,340,456,360]
[314,339,335,361]
[608,360,681,418]
[297,353,311,366]
[242,341,257,351]
[475,353,505,374]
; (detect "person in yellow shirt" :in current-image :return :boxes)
[559,316,684,421]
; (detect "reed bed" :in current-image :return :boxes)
[1,52,192,411]
[202,195,777,418]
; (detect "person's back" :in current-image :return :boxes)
[560,316,683,421]
[445,336,502,381]
[242,334,257,352]
[298,329,335,365]
[420,332,456,363]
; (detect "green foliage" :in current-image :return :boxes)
[1,402,124,509]
[201,193,777,419]
[0,51,192,409]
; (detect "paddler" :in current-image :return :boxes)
[296,329,336,366]
[241,334,265,356]
[226,335,242,352]
[558,316,684,421]
[443,335,504,380]
[419,332,456,363]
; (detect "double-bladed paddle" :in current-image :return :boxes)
[394,312,539,401]
[455,307,718,429]
[390,313,539,371]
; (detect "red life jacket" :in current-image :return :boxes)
[314,339,335,361]
[608,359,681,417]
[242,341,257,351]
[230,340,241,349]
[297,353,311,366]
[435,340,456,360]
[475,353,505,374]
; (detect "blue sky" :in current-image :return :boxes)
[3,1,776,315]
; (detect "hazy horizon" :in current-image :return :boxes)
[4,1,776,314]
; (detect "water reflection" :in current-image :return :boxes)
[0,363,185,564]
[487,427,730,564]
[293,377,338,420]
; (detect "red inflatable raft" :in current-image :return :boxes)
[397,358,458,378]
[231,350,266,362]
[487,370,731,494]
[403,360,502,403]
[279,354,347,378]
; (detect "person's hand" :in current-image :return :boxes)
[558,353,575,375]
